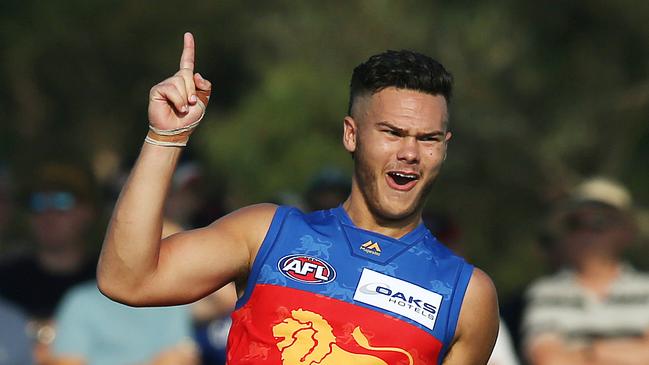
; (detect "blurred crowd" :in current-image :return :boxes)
[0,158,234,365]
[0,158,647,365]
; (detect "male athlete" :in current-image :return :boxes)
[98,33,499,364]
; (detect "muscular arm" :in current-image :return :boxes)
[97,33,275,306]
[527,333,649,365]
[99,170,276,306]
[443,268,500,365]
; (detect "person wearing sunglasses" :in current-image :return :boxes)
[0,162,98,365]
[522,178,649,365]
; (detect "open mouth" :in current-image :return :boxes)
[386,171,419,191]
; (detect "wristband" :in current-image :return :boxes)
[145,99,206,147]
[145,129,192,147]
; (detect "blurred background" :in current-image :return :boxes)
[1,1,648,364]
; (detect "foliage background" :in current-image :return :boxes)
[2,0,649,299]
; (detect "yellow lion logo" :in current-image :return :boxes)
[272,309,413,365]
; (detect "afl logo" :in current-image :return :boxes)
[278,255,336,284]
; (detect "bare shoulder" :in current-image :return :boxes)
[443,267,499,364]
[465,267,498,306]
[457,267,499,343]
[205,203,279,257]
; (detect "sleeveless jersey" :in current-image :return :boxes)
[227,206,474,365]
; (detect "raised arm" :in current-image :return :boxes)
[97,33,276,307]
[443,268,500,365]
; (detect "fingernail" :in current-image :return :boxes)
[189,95,197,103]
[182,105,188,113]
[196,73,203,80]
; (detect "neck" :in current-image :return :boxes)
[342,190,422,239]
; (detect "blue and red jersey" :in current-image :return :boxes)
[227,206,474,365]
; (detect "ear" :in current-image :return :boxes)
[342,116,358,153]
[445,131,453,143]
[443,131,452,161]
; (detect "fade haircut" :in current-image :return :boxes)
[348,50,453,117]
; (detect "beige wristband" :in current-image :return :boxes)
[145,129,192,147]
[144,99,206,147]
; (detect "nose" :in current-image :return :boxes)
[396,137,419,164]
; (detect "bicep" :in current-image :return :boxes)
[443,268,499,365]
[136,204,278,305]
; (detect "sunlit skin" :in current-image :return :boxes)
[98,35,499,365]
[342,87,451,238]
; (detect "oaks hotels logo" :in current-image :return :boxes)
[353,269,443,330]
[278,255,336,284]
[360,241,382,256]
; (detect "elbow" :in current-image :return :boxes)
[96,271,129,305]
[96,276,150,307]
[96,264,149,307]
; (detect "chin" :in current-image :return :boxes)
[372,199,421,222]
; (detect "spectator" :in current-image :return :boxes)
[0,161,99,364]
[50,219,198,365]
[522,177,649,365]
[50,281,197,365]
[0,161,98,318]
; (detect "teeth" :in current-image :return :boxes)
[392,172,417,179]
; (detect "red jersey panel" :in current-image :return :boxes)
[227,284,442,365]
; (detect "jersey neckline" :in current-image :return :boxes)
[330,205,428,245]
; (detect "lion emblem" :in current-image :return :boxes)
[272,309,413,365]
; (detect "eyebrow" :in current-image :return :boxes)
[376,121,447,138]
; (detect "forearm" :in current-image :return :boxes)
[591,337,649,365]
[97,142,181,303]
[529,349,591,365]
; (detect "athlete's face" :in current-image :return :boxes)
[343,87,451,221]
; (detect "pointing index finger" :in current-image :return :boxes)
[179,32,195,72]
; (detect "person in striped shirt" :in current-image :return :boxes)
[522,178,649,365]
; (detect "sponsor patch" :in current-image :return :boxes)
[278,255,336,284]
[353,268,443,330]
[360,241,382,256]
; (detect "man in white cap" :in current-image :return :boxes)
[522,178,649,365]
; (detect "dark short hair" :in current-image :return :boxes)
[348,50,453,116]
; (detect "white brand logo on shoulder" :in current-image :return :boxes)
[353,268,443,330]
